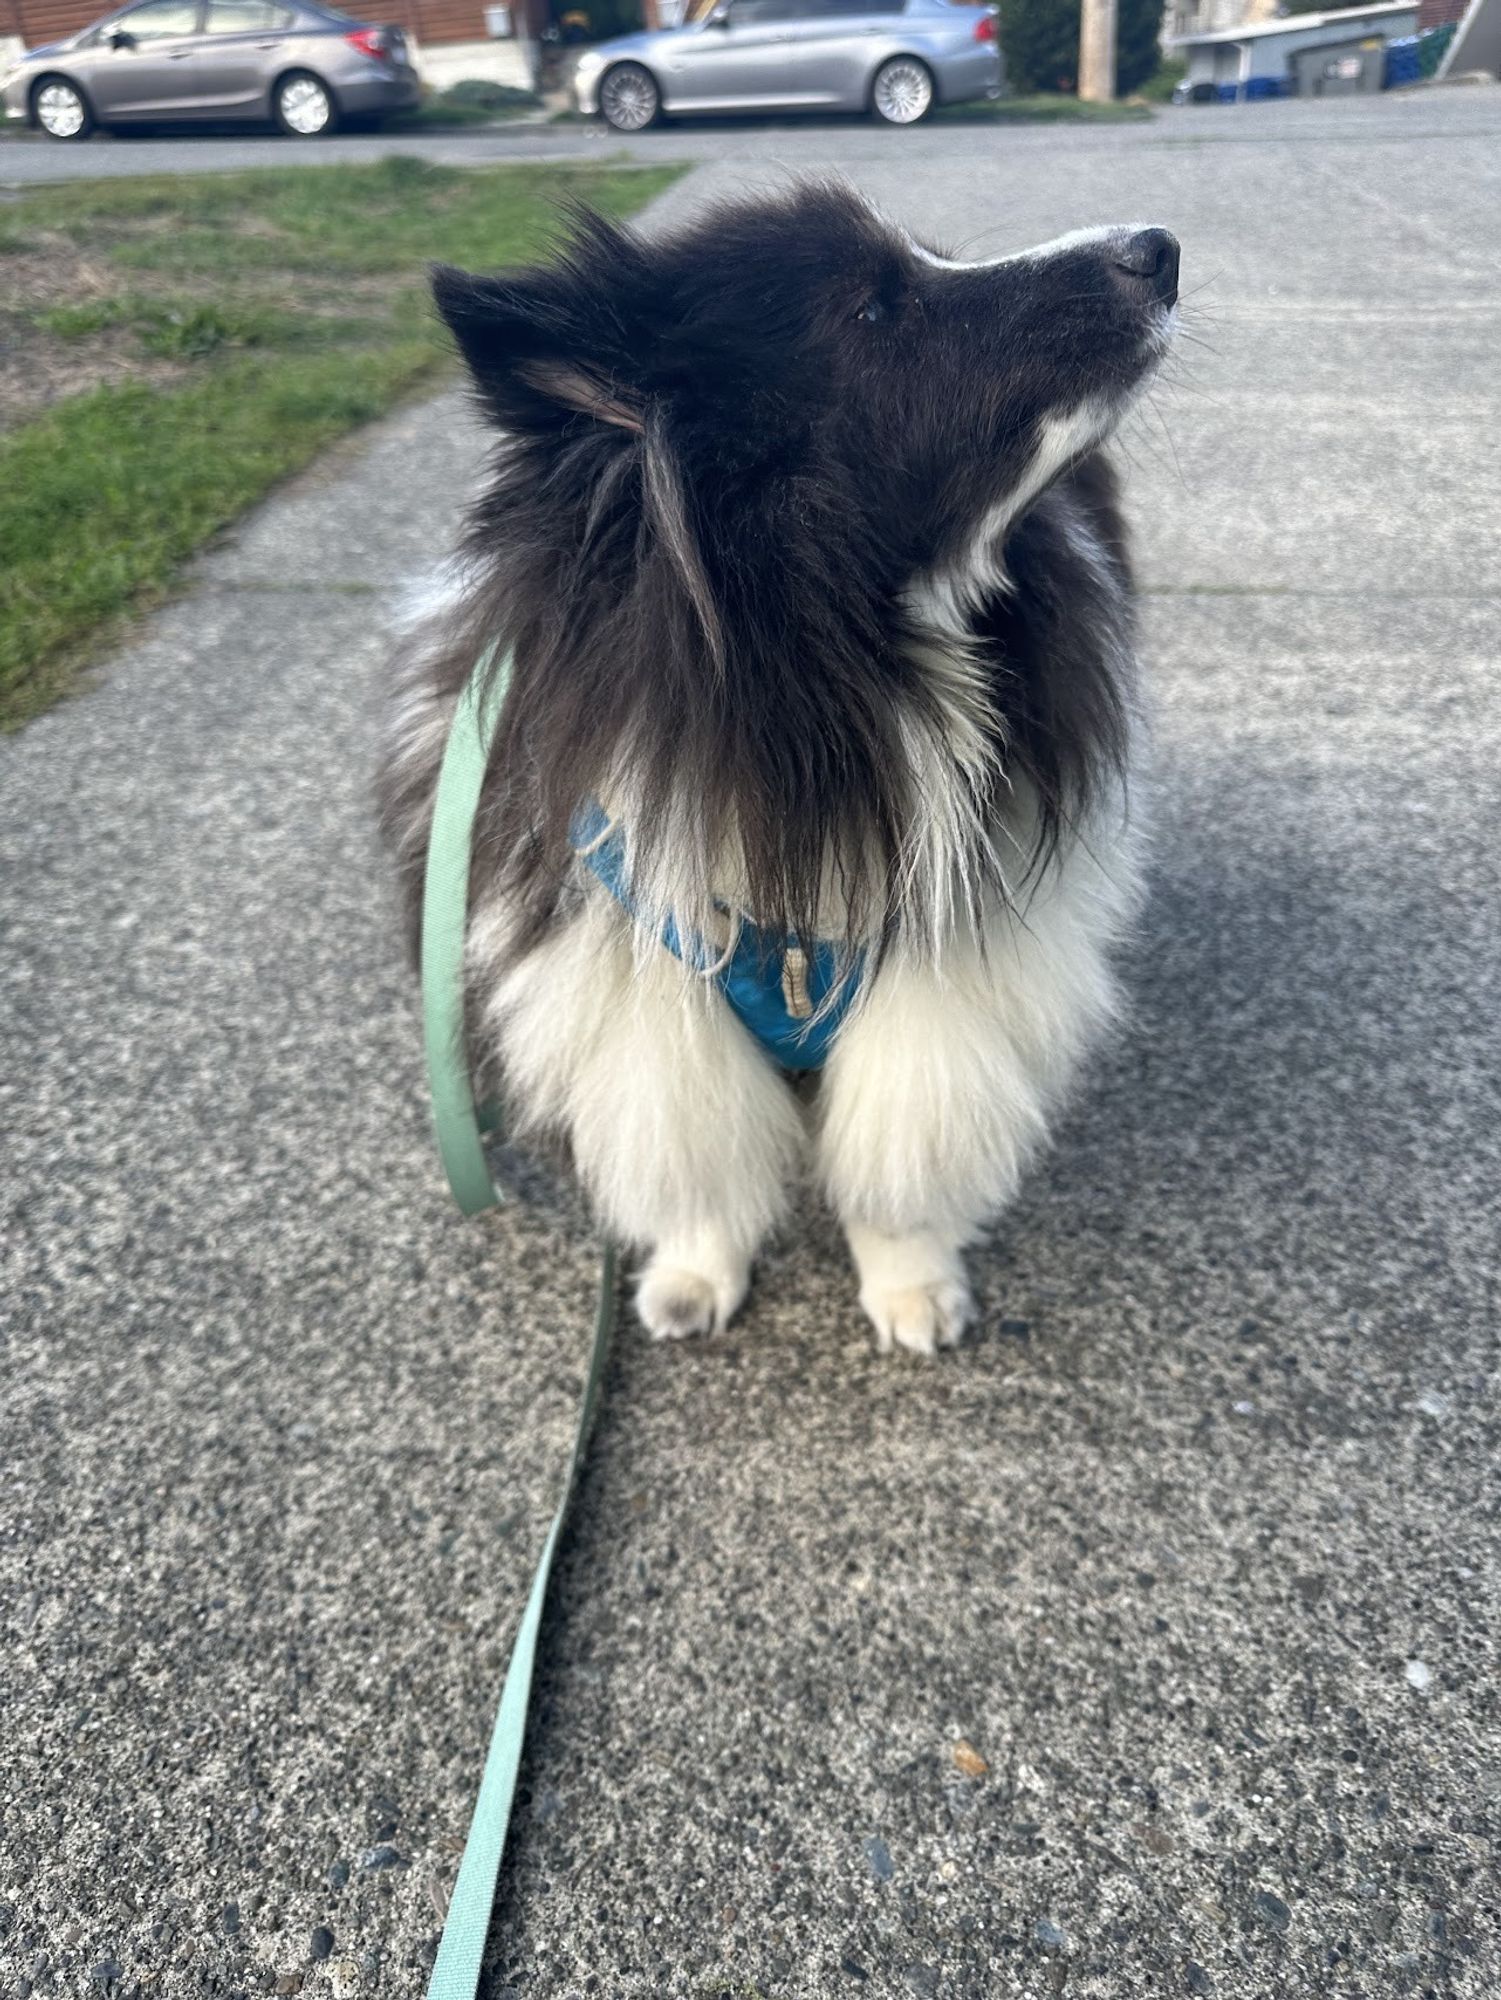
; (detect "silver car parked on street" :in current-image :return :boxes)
[572,0,1002,130]
[2,0,419,140]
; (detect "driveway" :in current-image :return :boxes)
[3,90,1499,2000]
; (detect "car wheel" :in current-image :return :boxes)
[273,70,339,137]
[32,75,95,141]
[599,62,660,133]
[871,56,933,125]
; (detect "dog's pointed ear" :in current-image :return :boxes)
[432,249,647,437]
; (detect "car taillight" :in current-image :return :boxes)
[345,26,392,60]
[973,11,996,40]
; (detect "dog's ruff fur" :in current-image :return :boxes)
[379,184,1178,1354]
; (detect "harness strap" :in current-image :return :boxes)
[568,801,863,1071]
[420,642,617,2000]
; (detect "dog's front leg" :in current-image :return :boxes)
[817,899,1115,1355]
[483,897,804,1339]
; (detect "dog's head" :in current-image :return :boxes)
[429,184,1177,948]
[433,182,1176,591]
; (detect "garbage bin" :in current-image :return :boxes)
[1292,36,1386,95]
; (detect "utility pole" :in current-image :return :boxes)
[1078,0,1118,101]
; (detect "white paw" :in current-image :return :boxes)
[636,1253,748,1341]
[858,1275,973,1357]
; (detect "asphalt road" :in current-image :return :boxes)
[4,88,1500,2000]
[0,84,1499,181]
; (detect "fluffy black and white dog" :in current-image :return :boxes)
[380,184,1179,1356]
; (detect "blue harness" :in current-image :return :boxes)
[570,802,862,1071]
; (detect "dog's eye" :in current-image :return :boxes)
[856,299,890,324]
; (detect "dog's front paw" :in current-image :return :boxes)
[859,1275,973,1358]
[636,1238,749,1341]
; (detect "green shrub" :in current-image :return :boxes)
[1137,57,1186,102]
[438,77,540,109]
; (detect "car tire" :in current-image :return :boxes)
[598,62,660,133]
[870,55,934,125]
[272,69,339,137]
[32,75,95,142]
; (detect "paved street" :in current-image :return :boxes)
[4,88,1500,2000]
[0,83,1498,181]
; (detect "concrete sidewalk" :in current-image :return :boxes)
[4,95,1500,2000]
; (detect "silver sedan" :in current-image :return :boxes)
[2,0,419,140]
[572,0,1002,131]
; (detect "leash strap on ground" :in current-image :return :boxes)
[420,639,509,1217]
[425,1239,617,2000]
[420,640,619,2000]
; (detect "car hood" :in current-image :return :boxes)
[583,24,697,59]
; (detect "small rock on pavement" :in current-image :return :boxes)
[1251,1889,1291,1935]
[310,1927,335,1962]
[325,1860,350,1891]
[1186,1964,1213,1994]
[328,1962,362,2000]
[904,1966,939,1998]
[359,1845,405,1871]
[863,1836,894,1881]
[89,1963,122,1987]
[951,1740,988,1778]
[1034,1918,1066,1949]
[1405,1659,1432,1691]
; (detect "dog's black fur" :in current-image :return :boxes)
[383,184,1171,965]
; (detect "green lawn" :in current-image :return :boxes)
[0,156,683,728]
[934,92,1153,122]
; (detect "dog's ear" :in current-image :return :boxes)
[432,223,651,437]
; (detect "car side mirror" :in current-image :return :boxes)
[109,28,136,47]
[707,2,731,24]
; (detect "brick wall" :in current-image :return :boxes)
[1416,0,1466,24]
[5,0,517,45]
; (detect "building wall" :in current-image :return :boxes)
[1416,0,1466,24]
[1180,3,1417,79]
[1164,0,1277,40]
[409,28,532,81]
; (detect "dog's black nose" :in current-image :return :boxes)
[1110,227,1180,307]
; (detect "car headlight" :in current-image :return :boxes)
[574,49,605,72]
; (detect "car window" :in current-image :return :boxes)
[113,0,202,35]
[203,0,294,29]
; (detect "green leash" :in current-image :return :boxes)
[419,641,618,2000]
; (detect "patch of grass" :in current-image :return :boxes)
[36,293,315,355]
[935,92,1153,121]
[1,157,684,727]
[1,347,436,723]
[35,298,130,338]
